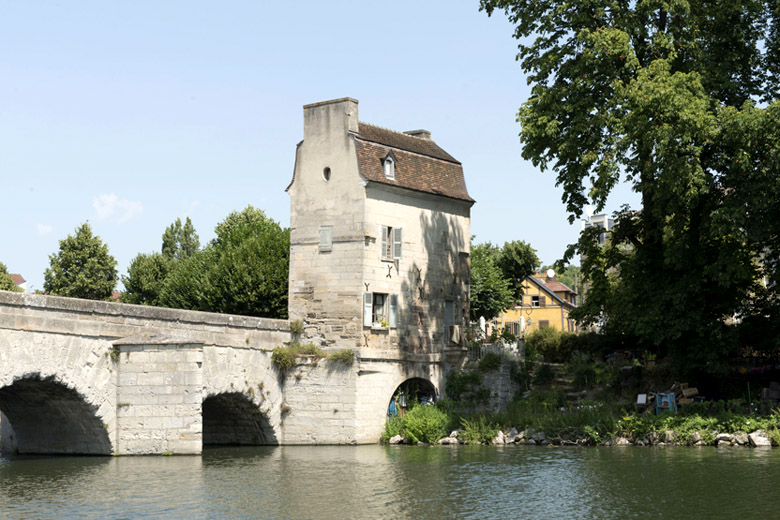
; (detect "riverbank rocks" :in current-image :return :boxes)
[734,433,749,445]
[663,430,676,444]
[614,437,632,446]
[749,431,772,447]
[493,430,505,445]
[388,435,404,445]
[437,436,458,445]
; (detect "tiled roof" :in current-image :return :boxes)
[545,281,576,294]
[354,124,474,203]
[10,274,24,285]
[356,123,459,163]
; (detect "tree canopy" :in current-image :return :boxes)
[481,0,780,369]
[121,252,173,306]
[159,206,290,319]
[0,262,22,292]
[44,223,117,300]
[470,241,514,321]
[162,216,200,260]
[497,240,539,298]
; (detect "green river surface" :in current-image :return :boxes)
[1,445,778,519]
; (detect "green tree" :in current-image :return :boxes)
[470,241,513,321]
[160,206,290,318]
[0,262,22,292]
[121,253,173,306]
[481,0,780,371]
[44,223,117,300]
[162,217,200,260]
[497,240,539,298]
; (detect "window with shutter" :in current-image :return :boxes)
[393,228,402,259]
[389,294,398,328]
[363,293,373,327]
[319,226,333,251]
[381,225,393,260]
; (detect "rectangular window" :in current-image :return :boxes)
[381,225,402,260]
[531,295,540,308]
[364,292,398,329]
[539,320,549,329]
[319,226,333,251]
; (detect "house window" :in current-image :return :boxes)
[383,152,396,180]
[539,320,549,329]
[381,225,402,260]
[531,295,540,308]
[319,226,333,251]
[364,292,398,328]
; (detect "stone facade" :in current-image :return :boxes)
[287,98,474,355]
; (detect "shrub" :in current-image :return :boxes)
[478,352,502,372]
[382,415,405,442]
[459,416,499,444]
[401,405,449,444]
[289,320,304,335]
[533,363,555,385]
[566,350,597,390]
[526,327,562,362]
[445,370,483,402]
[272,343,326,372]
[329,349,355,365]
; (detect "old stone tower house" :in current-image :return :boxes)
[287,98,474,354]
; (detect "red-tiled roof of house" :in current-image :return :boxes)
[10,274,24,285]
[545,281,576,294]
[354,123,474,203]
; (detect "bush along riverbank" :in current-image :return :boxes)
[382,394,780,448]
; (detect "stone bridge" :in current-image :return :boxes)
[0,292,453,455]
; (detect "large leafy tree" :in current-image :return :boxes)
[497,240,539,298]
[481,0,780,369]
[122,216,199,305]
[44,223,117,300]
[121,253,173,306]
[159,206,290,318]
[470,241,514,321]
[161,216,200,260]
[0,262,22,292]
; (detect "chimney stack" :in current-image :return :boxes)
[303,97,359,141]
[404,129,431,140]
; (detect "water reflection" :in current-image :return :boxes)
[1,446,779,519]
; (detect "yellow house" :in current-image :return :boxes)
[498,271,578,335]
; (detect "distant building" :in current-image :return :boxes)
[9,274,26,293]
[287,97,474,352]
[582,213,615,245]
[498,271,578,335]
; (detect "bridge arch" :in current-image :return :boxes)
[386,377,439,418]
[203,392,278,446]
[0,375,112,455]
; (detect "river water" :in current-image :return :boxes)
[1,445,778,519]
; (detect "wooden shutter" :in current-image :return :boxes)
[540,295,546,307]
[393,227,402,259]
[389,294,398,328]
[381,225,389,259]
[363,293,373,327]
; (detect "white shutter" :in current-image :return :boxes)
[319,226,333,250]
[364,293,373,327]
[381,225,389,259]
[389,294,398,328]
[393,227,402,259]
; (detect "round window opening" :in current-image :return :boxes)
[323,167,331,181]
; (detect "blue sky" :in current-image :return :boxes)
[0,1,638,292]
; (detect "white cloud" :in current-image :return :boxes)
[93,193,143,224]
[37,224,53,236]
[185,200,201,216]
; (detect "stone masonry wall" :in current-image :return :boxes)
[114,337,203,455]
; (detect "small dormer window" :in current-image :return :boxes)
[382,152,396,180]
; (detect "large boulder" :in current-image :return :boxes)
[749,431,772,447]
[388,435,404,445]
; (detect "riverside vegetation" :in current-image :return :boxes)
[383,328,780,448]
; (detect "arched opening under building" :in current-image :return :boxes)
[0,376,111,455]
[386,378,438,419]
[202,392,277,446]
